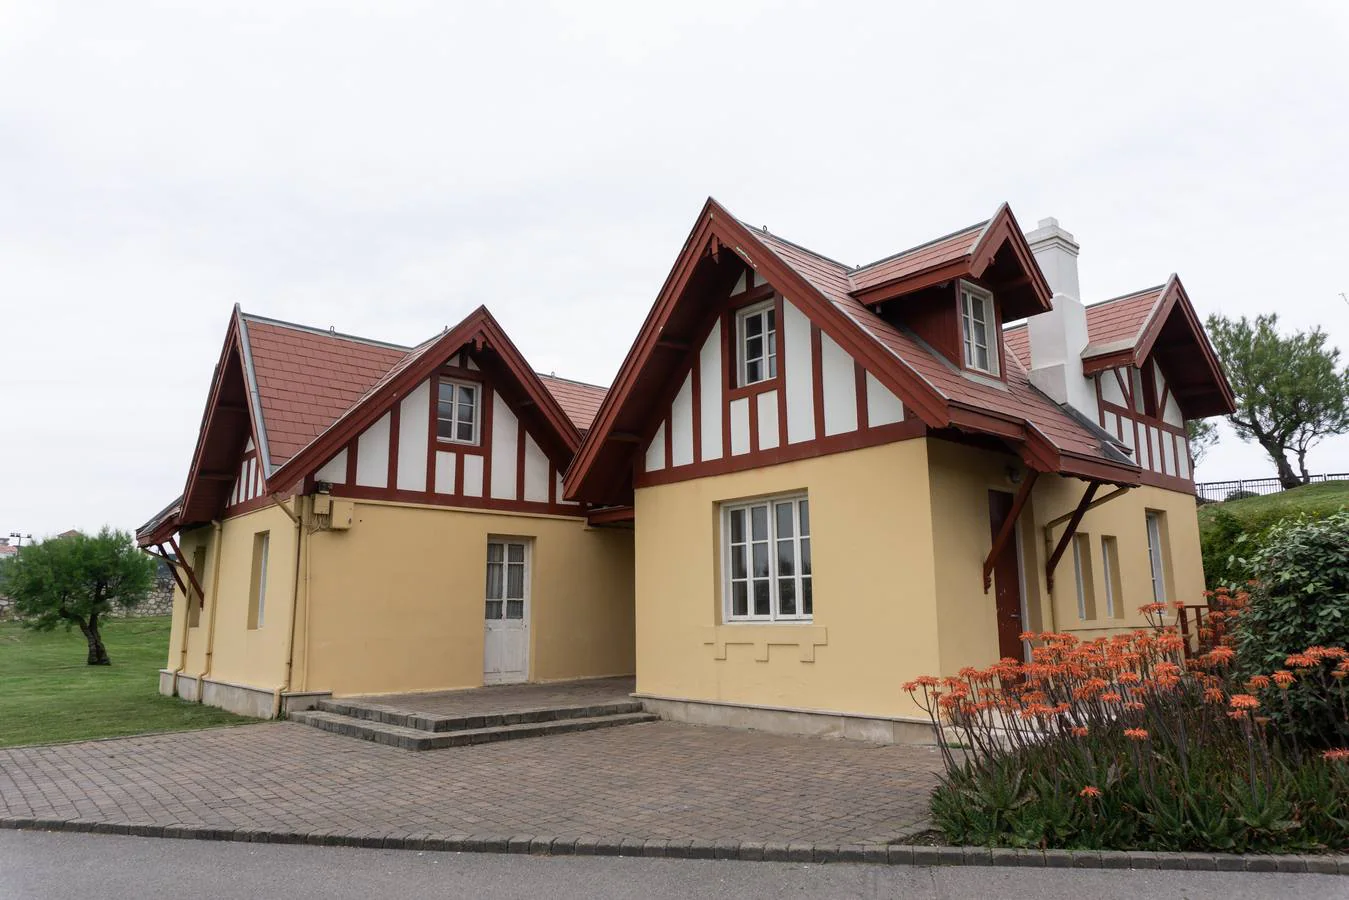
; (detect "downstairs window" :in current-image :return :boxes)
[723,494,811,623]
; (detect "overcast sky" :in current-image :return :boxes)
[3,1,1348,539]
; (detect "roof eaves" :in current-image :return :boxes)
[235,311,274,477]
[849,219,987,275]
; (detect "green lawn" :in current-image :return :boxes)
[0,616,252,748]
[1198,480,1349,531]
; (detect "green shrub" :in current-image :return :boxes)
[1199,481,1349,589]
[1236,510,1349,750]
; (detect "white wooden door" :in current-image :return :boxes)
[483,539,529,684]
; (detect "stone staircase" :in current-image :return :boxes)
[289,696,657,751]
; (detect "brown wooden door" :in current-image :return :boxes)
[988,490,1026,662]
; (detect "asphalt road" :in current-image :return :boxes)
[1,831,1345,900]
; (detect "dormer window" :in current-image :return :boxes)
[959,281,998,376]
[736,299,777,386]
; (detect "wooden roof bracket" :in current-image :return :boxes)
[983,469,1039,593]
[144,544,188,597]
[1042,483,1133,590]
[168,535,207,608]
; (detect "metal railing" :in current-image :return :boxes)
[1194,472,1349,504]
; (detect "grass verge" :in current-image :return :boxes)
[0,616,252,748]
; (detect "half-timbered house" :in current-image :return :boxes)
[564,201,1233,741]
[138,306,632,717]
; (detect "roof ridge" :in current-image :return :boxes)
[1085,284,1167,309]
[239,311,414,352]
[536,372,609,391]
[849,220,988,274]
[740,221,853,271]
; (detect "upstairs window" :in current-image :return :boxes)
[736,300,777,386]
[437,379,480,445]
[959,282,998,376]
[723,493,811,622]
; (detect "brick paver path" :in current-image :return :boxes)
[348,677,636,717]
[0,721,942,845]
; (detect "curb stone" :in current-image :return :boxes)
[0,818,1343,873]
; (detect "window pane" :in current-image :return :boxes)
[766,308,775,332]
[438,382,455,402]
[458,401,475,424]
[752,543,769,578]
[800,537,811,576]
[753,580,771,616]
[732,582,748,617]
[777,540,795,577]
[746,360,762,383]
[486,599,503,620]
[767,354,777,379]
[487,543,504,562]
[976,344,989,371]
[751,505,768,540]
[775,502,794,537]
[437,400,455,421]
[729,508,745,544]
[486,561,503,599]
[507,543,524,563]
[731,545,747,579]
[746,335,762,361]
[437,418,455,440]
[802,578,812,615]
[745,314,762,338]
[778,578,796,616]
[458,384,476,405]
[506,599,524,619]
[798,500,809,536]
[506,562,525,598]
[457,421,473,442]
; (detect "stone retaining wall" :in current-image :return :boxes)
[0,576,175,621]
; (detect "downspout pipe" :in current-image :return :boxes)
[271,494,306,719]
[195,520,225,698]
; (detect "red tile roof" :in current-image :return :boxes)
[848,223,987,292]
[1002,286,1164,368]
[240,315,607,470]
[755,232,1123,466]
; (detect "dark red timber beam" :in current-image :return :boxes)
[983,469,1039,592]
[1044,481,1100,591]
[168,536,207,607]
[144,544,188,596]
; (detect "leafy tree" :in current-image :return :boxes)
[1186,418,1219,465]
[1206,313,1349,488]
[0,528,156,665]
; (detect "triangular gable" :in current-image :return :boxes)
[566,199,1140,505]
[177,306,270,528]
[1082,276,1235,418]
[266,306,582,491]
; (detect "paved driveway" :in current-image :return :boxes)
[0,720,943,845]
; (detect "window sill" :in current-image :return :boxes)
[702,624,827,663]
[726,379,780,401]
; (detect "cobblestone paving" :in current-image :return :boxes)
[0,721,942,844]
[347,677,636,717]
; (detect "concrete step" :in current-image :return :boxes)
[289,709,658,751]
[314,697,646,733]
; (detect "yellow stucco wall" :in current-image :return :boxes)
[163,503,299,689]
[633,436,1210,721]
[926,440,1208,677]
[633,439,941,720]
[298,499,634,697]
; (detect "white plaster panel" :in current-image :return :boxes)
[1100,371,1125,406]
[247,457,258,500]
[465,356,479,371]
[1163,394,1184,428]
[244,437,255,452]
[757,390,780,450]
[355,413,391,488]
[490,393,518,500]
[315,449,347,485]
[646,422,666,472]
[1153,361,1166,399]
[819,333,858,437]
[523,433,550,502]
[699,320,723,461]
[1119,419,1135,455]
[1178,438,1191,479]
[556,472,577,505]
[1104,411,1119,439]
[729,398,750,456]
[783,301,816,444]
[1148,426,1161,473]
[434,451,457,494]
[670,372,694,467]
[730,272,747,296]
[461,454,484,498]
[1161,429,1175,476]
[865,372,904,426]
[396,380,430,492]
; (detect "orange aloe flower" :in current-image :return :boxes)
[1324,749,1349,762]
[1079,786,1102,799]
[1273,670,1296,688]
[1070,726,1089,737]
[1245,675,1270,691]
[1124,728,1149,741]
[1229,694,1260,710]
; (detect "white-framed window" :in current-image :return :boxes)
[437,379,480,445]
[1145,511,1166,603]
[485,540,527,620]
[735,300,777,386]
[959,281,998,375]
[722,493,811,622]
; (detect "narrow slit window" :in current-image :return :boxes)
[248,532,269,630]
[1146,512,1166,603]
[1072,533,1095,620]
[1101,536,1122,619]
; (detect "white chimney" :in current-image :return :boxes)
[1025,217,1097,421]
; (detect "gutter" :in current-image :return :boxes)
[195,520,225,696]
[271,494,307,719]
